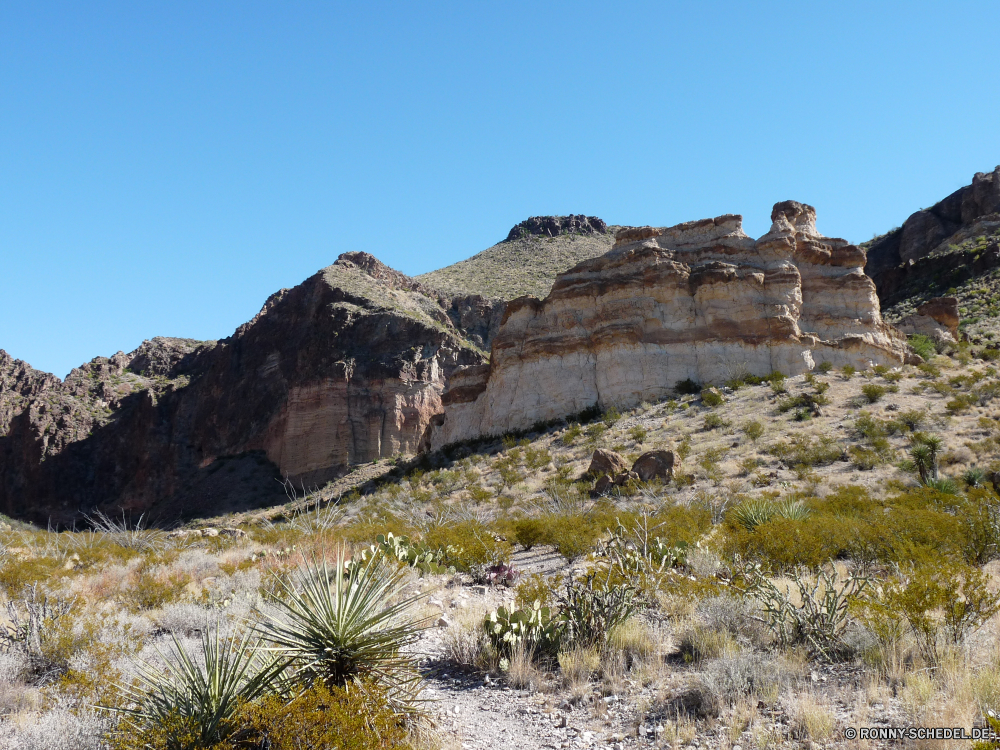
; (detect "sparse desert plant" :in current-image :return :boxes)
[742,564,868,661]
[701,387,724,407]
[742,420,764,442]
[729,497,809,532]
[841,364,856,379]
[561,422,583,445]
[85,510,168,552]
[255,552,429,707]
[696,594,770,649]
[816,361,833,373]
[965,466,988,488]
[861,383,886,403]
[556,574,639,649]
[703,413,727,430]
[909,334,938,360]
[106,627,279,748]
[230,679,413,750]
[690,652,793,716]
[628,425,648,444]
[678,623,739,663]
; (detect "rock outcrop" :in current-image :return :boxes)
[0,253,487,524]
[430,202,907,448]
[866,167,1000,305]
[506,215,608,242]
[895,297,961,343]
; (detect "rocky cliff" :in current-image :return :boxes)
[0,254,489,524]
[429,202,908,448]
[865,166,1000,307]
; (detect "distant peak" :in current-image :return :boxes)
[506,215,608,242]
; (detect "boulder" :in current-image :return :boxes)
[613,470,640,486]
[632,450,675,482]
[592,475,614,496]
[588,449,629,478]
[896,296,960,344]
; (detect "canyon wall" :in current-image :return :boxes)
[430,202,908,448]
[0,253,489,524]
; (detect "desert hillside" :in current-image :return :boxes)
[417,215,620,300]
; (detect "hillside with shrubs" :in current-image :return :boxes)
[3,333,1000,748]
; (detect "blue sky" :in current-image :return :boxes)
[2,1,999,378]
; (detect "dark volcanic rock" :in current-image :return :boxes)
[866,166,1000,301]
[0,253,488,525]
[506,215,608,242]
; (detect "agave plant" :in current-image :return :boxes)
[255,551,429,710]
[107,627,279,747]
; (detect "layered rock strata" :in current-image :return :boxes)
[430,202,907,448]
[0,254,487,524]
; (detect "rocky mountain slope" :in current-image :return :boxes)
[416,215,619,300]
[0,253,495,524]
[864,165,1000,308]
[430,201,908,448]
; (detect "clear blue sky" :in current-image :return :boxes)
[2,2,999,378]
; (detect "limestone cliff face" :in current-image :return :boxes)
[0,254,486,524]
[430,202,907,448]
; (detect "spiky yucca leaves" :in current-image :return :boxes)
[255,551,429,710]
[730,498,809,531]
[107,627,279,749]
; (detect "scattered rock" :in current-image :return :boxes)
[631,450,675,482]
[587,449,629,478]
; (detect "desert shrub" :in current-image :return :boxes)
[688,653,793,716]
[508,513,603,561]
[908,334,937,360]
[768,435,844,468]
[561,423,583,445]
[860,383,886,403]
[232,680,413,750]
[723,485,979,571]
[840,364,856,379]
[816,361,833,373]
[514,572,560,609]
[742,420,764,442]
[117,563,191,612]
[855,563,1000,665]
[628,425,648,444]
[524,446,552,470]
[703,413,727,430]
[677,623,739,663]
[0,708,107,750]
[675,378,701,395]
[0,555,64,597]
[701,388,724,407]
[776,392,828,416]
[695,595,770,649]
[423,520,512,572]
[255,553,427,706]
[511,517,548,550]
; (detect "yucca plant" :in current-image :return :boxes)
[731,498,809,531]
[106,627,280,748]
[255,551,429,711]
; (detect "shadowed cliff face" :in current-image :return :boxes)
[865,166,1000,306]
[0,254,490,525]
